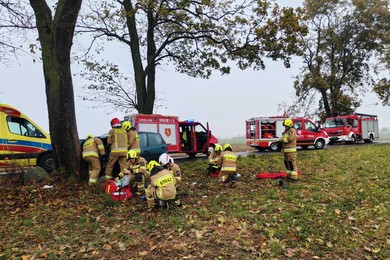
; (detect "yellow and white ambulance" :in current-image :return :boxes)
[0,104,54,172]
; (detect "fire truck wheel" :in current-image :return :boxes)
[187,153,197,158]
[364,135,374,143]
[349,135,356,144]
[314,139,325,149]
[269,142,280,152]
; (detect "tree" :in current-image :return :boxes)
[289,0,390,118]
[0,1,35,65]
[78,0,307,114]
[29,0,82,178]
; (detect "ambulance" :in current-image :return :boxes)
[0,104,54,172]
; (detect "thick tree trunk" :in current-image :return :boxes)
[123,0,148,113]
[30,0,82,178]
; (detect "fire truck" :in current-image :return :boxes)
[323,113,379,144]
[246,116,329,151]
[124,114,218,157]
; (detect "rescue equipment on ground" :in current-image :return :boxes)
[103,179,132,201]
[256,171,301,179]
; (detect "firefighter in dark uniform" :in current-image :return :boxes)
[104,118,128,180]
[122,121,141,156]
[82,134,105,185]
[279,119,298,180]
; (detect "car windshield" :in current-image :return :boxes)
[325,118,346,128]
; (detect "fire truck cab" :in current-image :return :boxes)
[124,114,218,157]
[246,116,329,151]
[323,113,379,144]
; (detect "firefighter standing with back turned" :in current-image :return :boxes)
[122,121,141,156]
[279,118,299,181]
[82,134,105,185]
[104,118,129,180]
[217,143,238,184]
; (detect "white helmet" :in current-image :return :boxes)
[159,153,173,166]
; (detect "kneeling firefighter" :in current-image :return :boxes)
[119,150,148,196]
[279,118,298,181]
[145,161,177,209]
[207,144,222,176]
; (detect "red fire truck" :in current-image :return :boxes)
[246,116,329,151]
[124,114,219,157]
[323,113,379,144]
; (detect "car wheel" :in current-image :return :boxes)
[314,139,325,149]
[269,142,279,152]
[38,153,55,172]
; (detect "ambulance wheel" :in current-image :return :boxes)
[39,153,55,173]
[314,139,325,149]
[269,142,280,152]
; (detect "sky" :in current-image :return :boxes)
[1,0,389,140]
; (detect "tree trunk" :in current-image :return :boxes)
[123,0,148,113]
[29,0,82,178]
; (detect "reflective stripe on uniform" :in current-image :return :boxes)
[111,148,128,153]
[283,147,296,153]
[89,178,97,183]
[83,151,99,158]
[221,166,236,172]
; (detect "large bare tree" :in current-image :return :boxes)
[29,0,82,178]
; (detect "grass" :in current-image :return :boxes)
[0,144,389,259]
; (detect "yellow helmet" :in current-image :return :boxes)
[223,143,232,151]
[147,160,161,172]
[283,119,293,128]
[85,134,93,139]
[122,121,132,131]
[214,144,222,152]
[127,150,138,160]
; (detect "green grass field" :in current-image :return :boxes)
[0,144,389,259]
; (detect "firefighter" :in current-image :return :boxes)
[207,144,222,175]
[104,118,128,180]
[122,121,141,156]
[82,134,105,185]
[119,149,148,196]
[279,118,298,181]
[217,143,238,184]
[145,160,177,209]
[159,153,182,183]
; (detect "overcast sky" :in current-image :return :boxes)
[1,0,389,139]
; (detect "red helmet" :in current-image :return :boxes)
[111,118,121,127]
